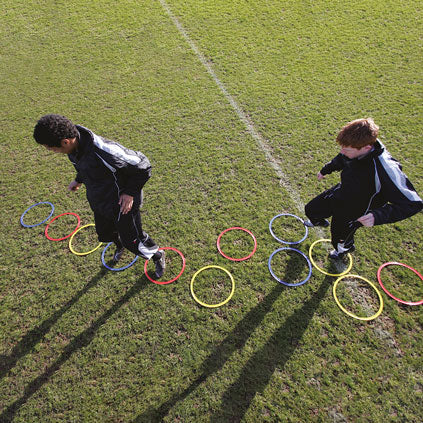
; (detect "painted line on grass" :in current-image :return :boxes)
[158,0,305,213]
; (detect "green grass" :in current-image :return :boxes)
[1,0,422,421]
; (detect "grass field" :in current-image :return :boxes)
[1,0,422,421]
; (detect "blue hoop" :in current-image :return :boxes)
[101,242,139,271]
[20,202,55,228]
[268,247,312,287]
[269,213,308,245]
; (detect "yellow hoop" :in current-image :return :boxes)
[69,224,103,256]
[309,239,353,276]
[190,265,235,308]
[333,274,384,321]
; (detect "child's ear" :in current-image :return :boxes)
[61,138,75,147]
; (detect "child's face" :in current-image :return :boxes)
[43,138,77,154]
[340,145,372,159]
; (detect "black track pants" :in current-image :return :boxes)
[305,186,360,249]
[94,206,159,259]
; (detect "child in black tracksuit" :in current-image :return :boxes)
[304,118,422,259]
[33,114,166,277]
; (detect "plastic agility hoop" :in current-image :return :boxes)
[377,262,423,306]
[190,265,235,308]
[269,213,308,245]
[20,202,55,228]
[268,247,312,287]
[309,239,353,277]
[69,224,103,256]
[217,227,257,261]
[45,212,81,241]
[101,242,139,271]
[144,247,186,285]
[333,274,384,321]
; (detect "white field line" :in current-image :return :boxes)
[158,0,307,214]
[158,0,400,351]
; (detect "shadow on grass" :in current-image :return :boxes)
[0,272,149,422]
[0,266,109,380]
[211,273,332,422]
[134,253,329,422]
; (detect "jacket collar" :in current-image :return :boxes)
[72,125,93,159]
[354,139,384,162]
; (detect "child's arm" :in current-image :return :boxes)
[118,193,134,214]
[117,160,151,198]
[370,199,422,225]
[369,160,423,225]
[357,213,375,226]
[320,154,345,176]
[94,145,151,198]
[317,172,325,180]
[68,180,82,192]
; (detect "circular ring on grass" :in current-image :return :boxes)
[269,213,308,245]
[144,247,186,285]
[333,274,384,321]
[377,262,423,306]
[217,227,257,261]
[45,212,81,241]
[190,265,235,308]
[101,242,139,271]
[69,224,103,256]
[20,201,55,228]
[309,239,353,276]
[268,247,312,287]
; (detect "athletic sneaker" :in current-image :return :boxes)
[113,247,125,262]
[328,246,355,260]
[304,219,330,228]
[153,250,166,278]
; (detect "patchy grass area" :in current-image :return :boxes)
[1,0,422,422]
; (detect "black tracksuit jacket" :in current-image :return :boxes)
[68,125,152,217]
[319,140,422,225]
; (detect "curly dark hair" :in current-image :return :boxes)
[33,114,79,147]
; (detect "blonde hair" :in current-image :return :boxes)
[336,118,379,148]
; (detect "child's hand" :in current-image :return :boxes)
[357,213,375,227]
[68,180,82,192]
[317,172,325,181]
[119,194,134,214]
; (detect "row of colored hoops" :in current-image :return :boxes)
[21,203,422,309]
[20,203,256,307]
[267,213,423,318]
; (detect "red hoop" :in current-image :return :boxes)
[377,261,423,306]
[217,227,257,262]
[144,247,186,285]
[45,212,81,241]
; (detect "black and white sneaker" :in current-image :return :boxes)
[304,219,330,228]
[328,246,355,260]
[113,247,125,262]
[153,250,166,278]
